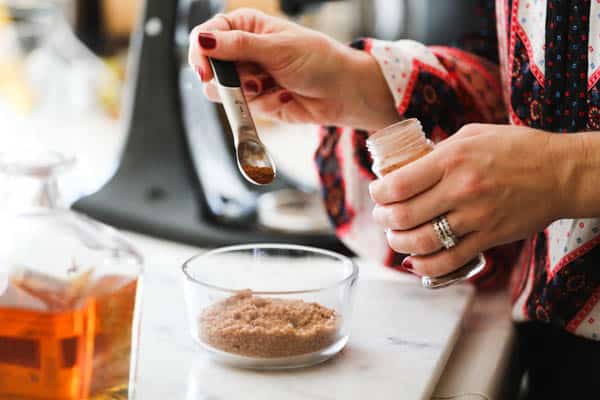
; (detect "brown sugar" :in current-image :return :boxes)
[199,290,338,358]
[241,164,275,184]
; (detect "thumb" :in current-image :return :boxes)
[194,28,288,68]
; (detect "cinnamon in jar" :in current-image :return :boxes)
[367,118,433,178]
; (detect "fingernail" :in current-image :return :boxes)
[195,66,204,81]
[244,80,259,93]
[401,257,414,272]
[279,91,293,104]
[262,76,277,91]
[198,32,216,49]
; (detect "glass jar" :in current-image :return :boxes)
[0,0,127,204]
[0,153,143,399]
[367,119,485,289]
[367,118,433,178]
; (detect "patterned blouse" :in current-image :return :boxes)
[315,0,600,340]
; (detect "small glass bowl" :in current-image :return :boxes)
[182,244,358,370]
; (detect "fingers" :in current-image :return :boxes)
[188,15,232,82]
[372,182,453,230]
[244,75,282,101]
[205,77,289,123]
[189,23,287,76]
[247,87,293,120]
[368,123,497,205]
[237,63,280,99]
[203,82,220,102]
[204,74,282,105]
[188,9,299,111]
[403,232,489,277]
[384,211,475,255]
[369,151,443,205]
[238,63,262,99]
[436,123,489,148]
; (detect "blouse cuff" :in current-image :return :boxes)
[364,38,449,116]
[346,38,451,179]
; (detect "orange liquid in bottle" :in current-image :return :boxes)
[0,272,138,400]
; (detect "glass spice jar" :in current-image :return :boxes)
[367,118,434,178]
[367,118,486,289]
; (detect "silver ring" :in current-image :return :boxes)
[433,215,458,249]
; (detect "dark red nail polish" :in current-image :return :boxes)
[261,76,277,91]
[244,80,259,93]
[198,32,216,49]
[401,257,414,272]
[279,92,293,104]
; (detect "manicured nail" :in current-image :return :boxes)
[279,91,293,104]
[198,32,216,49]
[261,76,277,91]
[195,66,204,81]
[244,80,259,93]
[401,257,414,272]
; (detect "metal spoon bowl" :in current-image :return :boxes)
[237,139,276,185]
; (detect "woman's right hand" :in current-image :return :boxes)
[188,8,397,131]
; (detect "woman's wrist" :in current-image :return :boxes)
[338,47,399,131]
[549,131,600,218]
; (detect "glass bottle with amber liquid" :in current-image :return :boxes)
[0,152,143,399]
[367,119,486,289]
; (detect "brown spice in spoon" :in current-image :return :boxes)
[242,165,275,185]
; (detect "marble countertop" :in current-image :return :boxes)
[128,233,475,400]
[432,290,517,400]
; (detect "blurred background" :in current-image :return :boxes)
[0,0,475,250]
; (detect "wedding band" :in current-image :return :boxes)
[433,215,458,249]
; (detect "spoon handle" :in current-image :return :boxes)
[209,58,241,88]
[208,58,258,146]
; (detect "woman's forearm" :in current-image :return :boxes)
[338,47,399,131]
[551,132,600,219]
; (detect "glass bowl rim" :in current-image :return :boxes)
[181,243,359,295]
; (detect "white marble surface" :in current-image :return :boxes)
[128,233,474,400]
[432,290,517,400]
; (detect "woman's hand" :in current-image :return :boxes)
[188,8,398,131]
[369,124,572,277]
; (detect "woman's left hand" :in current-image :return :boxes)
[369,123,570,277]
